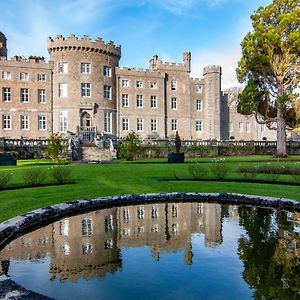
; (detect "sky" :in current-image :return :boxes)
[0,0,272,89]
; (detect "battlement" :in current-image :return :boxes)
[116,66,163,78]
[48,34,121,58]
[191,77,203,83]
[0,55,48,65]
[149,53,190,73]
[203,65,222,76]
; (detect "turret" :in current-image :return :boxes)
[0,32,7,58]
[203,65,223,140]
[183,51,191,73]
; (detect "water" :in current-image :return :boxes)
[0,202,299,299]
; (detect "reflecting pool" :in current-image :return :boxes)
[0,202,299,299]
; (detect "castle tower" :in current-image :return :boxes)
[0,32,7,58]
[48,34,121,137]
[203,65,222,140]
[183,52,191,73]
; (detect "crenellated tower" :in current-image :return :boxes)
[0,32,7,58]
[48,34,121,137]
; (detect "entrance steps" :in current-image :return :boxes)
[79,144,113,162]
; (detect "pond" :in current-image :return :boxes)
[0,201,299,300]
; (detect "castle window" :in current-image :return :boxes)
[2,87,11,102]
[59,83,68,97]
[136,81,143,88]
[122,208,130,222]
[245,122,250,132]
[151,224,159,233]
[151,206,159,218]
[59,219,69,236]
[104,215,114,232]
[171,119,177,131]
[81,63,91,74]
[20,72,28,81]
[151,119,157,132]
[82,218,93,236]
[148,81,157,89]
[137,118,144,131]
[104,85,111,99]
[171,80,177,91]
[59,111,68,132]
[82,243,93,255]
[2,115,11,130]
[104,111,112,133]
[196,99,202,111]
[103,66,111,77]
[58,62,68,73]
[150,95,157,108]
[171,97,177,110]
[172,204,178,218]
[196,85,202,93]
[239,122,244,132]
[1,71,11,80]
[37,73,46,81]
[60,243,70,256]
[172,223,179,235]
[122,94,129,107]
[38,115,46,130]
[38,89,46,103]
[81,83,91,97]
[136,95,143,108]
[122,118,129,131]
[20,88,29,103]
[20,115,29,130]
[195,120,203,132]
[137,206,145,219]
[104,239,113,249]
[122,228,130,236]
[229,122,233,132]
[122,79,129,87]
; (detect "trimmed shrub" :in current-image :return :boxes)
[0,172,12,189]
[45,134,68,162]
[210,159,229,180]
[52,166,72,184]
[290,167,300,183]
[238,166,258,180]
[23,168,47,186]
[118,131,141,161]
[187,164,207,179]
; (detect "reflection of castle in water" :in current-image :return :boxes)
[0,203,244,282]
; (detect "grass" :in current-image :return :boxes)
[0,155,300,223]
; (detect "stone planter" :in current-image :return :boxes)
[168,152,185,163]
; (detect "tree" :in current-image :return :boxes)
[236,0,300,156]
[45,133,68,162]
[118,131,141,161]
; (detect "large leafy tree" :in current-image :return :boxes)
[236,0,300,156]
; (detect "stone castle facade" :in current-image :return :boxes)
[0,33,276,141]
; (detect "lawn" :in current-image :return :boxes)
[0,155,300,223]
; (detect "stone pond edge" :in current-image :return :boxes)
[0,192,299,299]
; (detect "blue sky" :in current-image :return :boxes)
[0,0,272,88]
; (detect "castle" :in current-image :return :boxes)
[0,32,276,141]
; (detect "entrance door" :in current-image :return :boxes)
[81,112,91,128]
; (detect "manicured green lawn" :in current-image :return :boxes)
[0,156,300,223]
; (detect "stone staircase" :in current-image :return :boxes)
[79,145,113,162]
